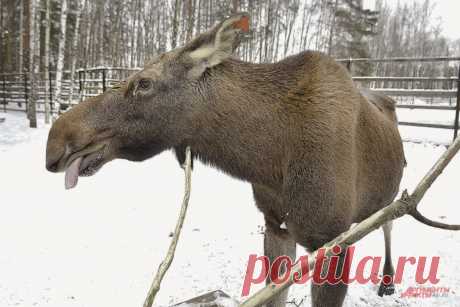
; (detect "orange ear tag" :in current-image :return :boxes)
[233,15,250,33]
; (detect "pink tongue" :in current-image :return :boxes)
[65,157,83,190]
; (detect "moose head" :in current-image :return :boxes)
[46,14,250,189]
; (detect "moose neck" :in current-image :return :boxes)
[187,58,294,188]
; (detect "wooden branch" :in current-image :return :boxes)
[143,147,193,307]
[240,136,460,307]
[410,209,460,230]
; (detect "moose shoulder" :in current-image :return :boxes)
[46,13,405,307]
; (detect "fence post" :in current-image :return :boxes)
[2,74,6,112]
[346,59,352,72]
[79,70,86,102]
[102,69,106,92]
[24,73,29,112]
[78,70,82,93]
[454,67,460,140]
[49,70,53,114]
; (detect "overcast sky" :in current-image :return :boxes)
[363,0,460,41]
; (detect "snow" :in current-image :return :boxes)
[396,98,457,146]
[0,109,459,307]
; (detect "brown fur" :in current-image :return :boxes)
[46,14,405,307]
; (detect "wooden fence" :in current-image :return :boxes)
[337,57,460,140]
[1,57,459,140]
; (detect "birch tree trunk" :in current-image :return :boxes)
[327,0,338,56]
[24,0,37,128]
[171,0,180,49]
[185,0,195,43]
[284,3,299,58]
[67,0,82,107]
[98,1,104,66]
[32,0,39,111]
[0,1,4,77]
[0,2,4,73]
[130,0,136,67]
[81,2,91,102]
[43,0,51,123]
[231,0,239,13]
[18,0,24,75]
[16,0,25,108]
[54,0,68,115]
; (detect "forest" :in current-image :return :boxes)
[1,0,459,73]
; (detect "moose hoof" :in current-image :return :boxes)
[378,283,395,297]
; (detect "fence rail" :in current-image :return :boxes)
[337,56,460,63]
[369,89,457,98]
[1,56,460,141]
[337,56,460,140]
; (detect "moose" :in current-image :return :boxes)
[46,14,406,307]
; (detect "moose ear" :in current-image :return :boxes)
[185,13,249,78]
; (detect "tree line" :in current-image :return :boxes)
[2,0,458,72]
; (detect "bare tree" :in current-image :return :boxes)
[327,0,338,56]
[171,0,181,49]
[67,0,83,107]
[18,0,24,74]
[54,0,68,115]
[231,0,239,13]
[23,0,37,127]
[185,0,195,42]
[43,0,51,123]
[283,1,300,58]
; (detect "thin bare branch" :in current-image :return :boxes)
[410,209,460,230]
[143,146,192,307]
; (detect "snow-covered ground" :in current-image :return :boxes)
[0,109,459,307]
[397,98,457,146]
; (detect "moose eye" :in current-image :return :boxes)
[138,79,152,91]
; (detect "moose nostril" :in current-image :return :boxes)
[46,144,65,173]
[46,160,59,173]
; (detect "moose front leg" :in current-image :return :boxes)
[253,185,296,307]
[264,225,296,307]
[310,250,351,307]
[282,159,354,307]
